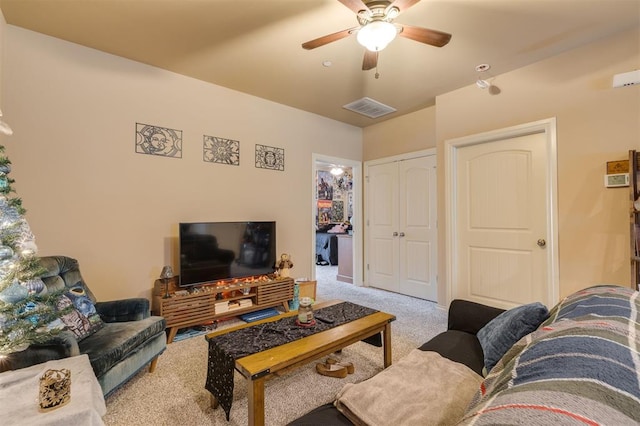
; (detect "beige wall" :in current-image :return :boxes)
[364,27,640,305]
[0,10,4,103]
[1,26,362,301]
[362,107,436,161]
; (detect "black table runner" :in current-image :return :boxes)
[205,301,379,420]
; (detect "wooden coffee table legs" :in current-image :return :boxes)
[247,376,266,426]
[383,321,392,368]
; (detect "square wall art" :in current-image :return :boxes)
[135,123,182,158]
[204,135,240,166]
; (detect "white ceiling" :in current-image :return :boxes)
[1,0,638,128]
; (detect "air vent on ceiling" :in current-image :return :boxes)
[342,97,396,119]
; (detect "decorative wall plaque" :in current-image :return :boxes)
[255,144,284,171]
[204,135,240,166]
[135,123,182,158]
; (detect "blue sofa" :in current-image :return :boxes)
[0,256,167,397]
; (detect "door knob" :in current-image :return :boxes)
[393,232,398,237]
[537,239,546,247]
[399,232,405,237]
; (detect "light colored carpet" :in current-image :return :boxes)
[103,266,447,425]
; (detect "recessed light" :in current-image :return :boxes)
[475,63,491,72]
[322,61,332,67]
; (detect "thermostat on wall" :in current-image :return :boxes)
[604,173,629,187]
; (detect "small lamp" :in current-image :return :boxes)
[160,265,174,299]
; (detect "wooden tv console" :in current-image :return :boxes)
[152,276,294,343]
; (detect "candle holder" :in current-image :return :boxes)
[39,368,71,411]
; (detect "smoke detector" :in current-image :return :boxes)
[475,63,492,89]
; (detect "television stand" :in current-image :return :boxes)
[152,276,294,343]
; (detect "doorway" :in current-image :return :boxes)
[311,154,363,287]
[445,118,559,309]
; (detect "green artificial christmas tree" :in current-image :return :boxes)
[0,116,67,357]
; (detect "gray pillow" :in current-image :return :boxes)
[477,302,549,373]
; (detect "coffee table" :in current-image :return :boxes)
[205,300,395,426]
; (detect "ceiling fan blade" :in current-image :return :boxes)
[398,24,452,47]
[362,50,378,70]
[338,0,370,14]
[390,0,422,14]
[302,27,358,50]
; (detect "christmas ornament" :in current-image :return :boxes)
[23,301,40,325]
[0,199,20,223]
[0,245,13,260]
[0,312,11,330]
[5,328,28,353]
[0,163,11,174]
[22,278,45,294]
[0,280,28,304]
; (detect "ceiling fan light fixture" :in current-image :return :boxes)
[357,20,397,52]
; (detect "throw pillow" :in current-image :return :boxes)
[477,302,549,373]
[56,286,104,341]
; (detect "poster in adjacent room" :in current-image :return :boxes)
[332,200,344,222]
[317,171,333,200]
[318,200,332,223]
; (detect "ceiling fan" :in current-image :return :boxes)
[302,0,452,71]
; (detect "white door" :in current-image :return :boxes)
[368,161,398,292]
[447,119,558,309]
[367,154,438,301]
[398,157,438,299]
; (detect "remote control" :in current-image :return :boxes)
[314,315,334,324]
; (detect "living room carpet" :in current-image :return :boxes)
[102,266,447,425]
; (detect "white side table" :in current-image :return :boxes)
[0,354,106,425]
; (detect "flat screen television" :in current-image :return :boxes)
[178,221,276,287]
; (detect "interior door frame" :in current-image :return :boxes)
[311,153,363,286]
[444,118,559,307]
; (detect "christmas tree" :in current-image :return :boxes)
[0,115,67,356]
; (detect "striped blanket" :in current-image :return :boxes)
[459,285,640,425]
